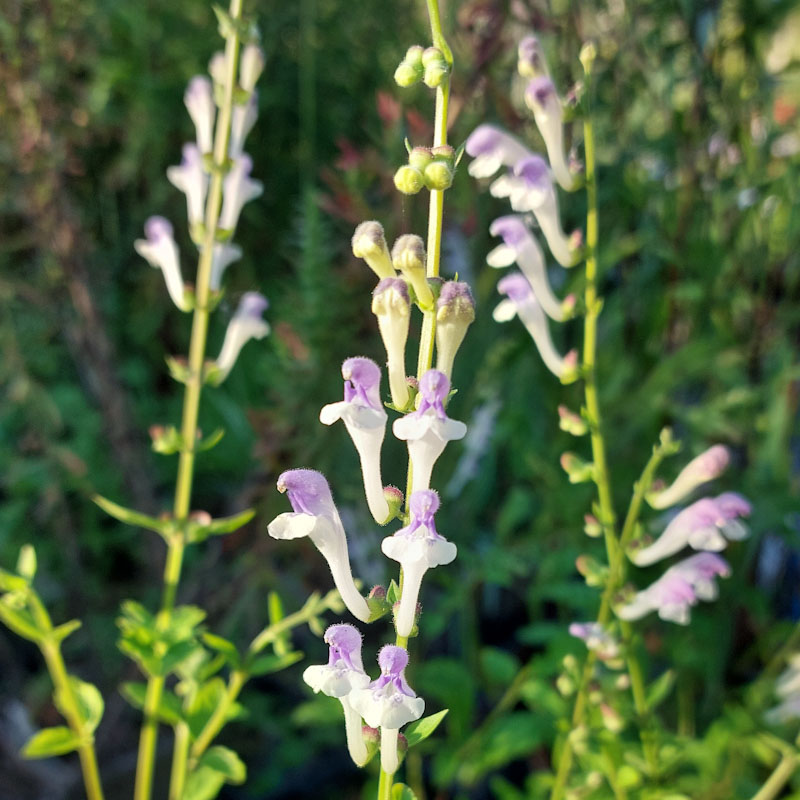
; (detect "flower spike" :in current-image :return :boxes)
[134,217,191,312]
[494,273,578,383]
[213,292,270,382]
[525,77,576,191]
[392,370,467,492]
[381,490,456,637]
[319,357,391,524]
[647,445,731,509]
[488,216,575,321]
[349,645,425,774]
[268,470,370,622]
[303,624,370,766]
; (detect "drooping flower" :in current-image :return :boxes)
[647,445,731,509]
[524,77,575,191]
[219,154,263,233]
[494,273,578,383]
[435,281,475,380]
[465,124,533,179]
[229,91,258,160]
[568,622,620,662]
[616,552,731,625]
[319,357,391,524]
[209,242,243,291]
[184,76,216,155]
[381,490,456,638]
[490,155,579,267]
[167,143,209,229]
[392,369,467,493]
[352,221,396,280]
[213,292,270,382]
[134,217,190,312]
[349,645,425,775]
[372,278,411,409]
[303,624,371,766]
[268,469,370,622]
[630,492,751,567]
[488,215,575,321]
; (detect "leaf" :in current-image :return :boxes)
[0,568,28,593]
[52,619,82,642]
[392,784,418,800]
[646,669,676,711]
[201,632,240,668]
[120,682,183,726]
[199,746,246,783]
[183,766,225,800]
[268,591,290,656]
[247,650,304,677]
[404,709,448,748]
[93,495,171,537]
[185,509,255,543]
[386,579,401,606]
[55,677,103,733]
[22,726,82,758]
[0,601,41,641]
[197,428,225,452]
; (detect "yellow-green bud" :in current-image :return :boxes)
[405,45,424,66]
[394,60,422,87]
[408,146,433,170]
[351,220,395,279]
[391,234,433,308]
[422,47,449,88]
[393,164,424,195]
[423,160,453,190]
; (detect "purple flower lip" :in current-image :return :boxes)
[514,156,551,191]
[341,356,382,410]
[525,76,557,108]
[181,142,203,166]
[378,644,409,675]
[415,369,450,419]
[465,124,504,157]
[324,623,363,671]
[144,216,173,241]
[373,276,410,304]
[497,273,534,304]
[276,469,333,516]
[409,489,440,519]
[489,215,529,248]
[238,291,269,318]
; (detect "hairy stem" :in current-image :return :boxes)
[134,2,245,798]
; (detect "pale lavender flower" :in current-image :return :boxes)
[349,645,425,774]
[647,445,731,509]
[381,490,456,638]
[134,217,190,312]
[208,51,226,86]
[268,470,370,622]
[494,273,578,383]
[631,492,751,567]
[465,124,533,179]
[617,552,731,625]
[490,155,578,267]
[213,292,270,382]
[435,281,475,380]
[209,242,243,291]
[303,624,370,766]
[524,77,575,191]
[239,44,265,93]
[319,357,391,525]
[518,35,549,79]
[372,278,411,409]
[488,215,575,321]
[167,143,209,228]
[184,76,216,155]
[392,370,467,493]
[229,91,258,160]
[569,622,621,661]
[219,154,263,233]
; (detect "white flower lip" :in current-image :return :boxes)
[214,292,270,382]
[229,91,258,160]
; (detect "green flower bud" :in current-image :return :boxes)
[405,45,424,67]
[394,60,423,88]
[430,144,455,164]
[423,160,453,190]
[352,220,395,279]
[391,234,433,308]
[408,146,433,170]
[422,47,449,88]
[560,451,595,484]
[558,404,588,436]
[393,164,425,195]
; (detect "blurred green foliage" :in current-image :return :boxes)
[1,0,799,798]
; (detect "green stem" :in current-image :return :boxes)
[378,767,394,800]
[28,595,105,800]
[189,669,247,765]
[750,753,798,800]
[168,722,191,800]
[134,3,245,798]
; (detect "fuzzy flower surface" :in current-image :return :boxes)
[381,490,456,638]
[134,216,190,312]
[268,470,370,622]
[320,357,391,524]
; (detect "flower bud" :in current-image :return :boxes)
[394,164,425,195]
[391,234,433,308]
[384,485,404,519]
[352,221,395,279]
[372,278,411,409]
[518,35,548,79]
[435,281,475,379]
[575,554,608,587]
[394,60,423,87]
[560,452,595,484]
[239,44,265,93]
[556,674,575,696]
[208,51,226,86]
[405,45,424,66]
[558,404,588,436]
[408,146,433,170]
[600,703,624,733]
[583,513,602,538]
[422,47,449,88]
[424,161,453,191]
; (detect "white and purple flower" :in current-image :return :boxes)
[435,281,476,380]
[617,552,731,625]
[229,91,258,160]
[524,76,575,191]
[392,369,467,493]
[647,445,731,509]
[134,216,190,312]
[320,357,391,525]
[167,143,209,229]
[209,242,243,291]
[268,469,370,623]
[349,645,425,774]
[219,154,263,233]
[213,292,270,382]
[184,76,216,155]
[381,490,457,638]
[465,124,533,179]
[569,622,621,662]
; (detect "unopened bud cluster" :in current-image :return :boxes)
[394,144,456,195]
[394,45,450,89]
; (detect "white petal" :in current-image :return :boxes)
[467,153,503,179]
[493,299,518,323]
[380,727,399,775]
[686,526,728,552]
[320,401,348,425]
[267,512,317,540]
[486,243,517,268]
[342,697,369,767]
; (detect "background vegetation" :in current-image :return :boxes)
[1,0,799,797]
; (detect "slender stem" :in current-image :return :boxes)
[134,3,245,798]
[602,746,628,800]
[750,753,798,800]
[378,767,393,800]
[168,722,191,800]
[189,669,247,765]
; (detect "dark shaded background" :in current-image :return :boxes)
[1,0,799,797]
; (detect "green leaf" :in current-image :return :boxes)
[197,428,225,452]
[52,619,82,642]
[185,509,255,543]
[404,709,448,748]
[0,601,41,641]
[392,784,418,800]
[93,495,172,537]
[0,568,28,593]
[646,669,676,711]
[22,726,82,758]
[386,579,401,606]
[183,766,225,800]
[247,650,304,677]
[268,591,290,656]
[199,746,246,783]
[201,632,240,668]
[55,677,104,733]
[120,682,183,726]
[16,545,37,581]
